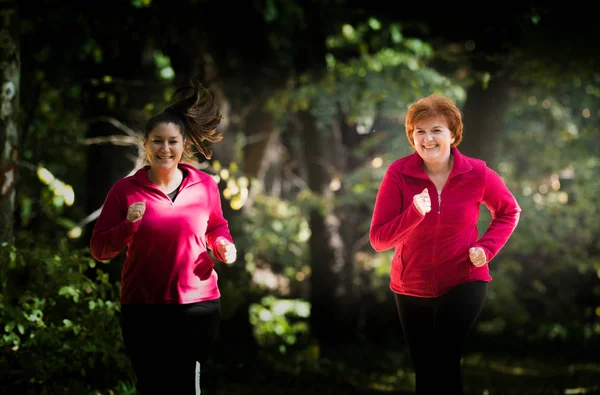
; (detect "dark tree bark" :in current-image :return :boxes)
[241,108,280,212]
[460,76,514,165]
[298,110,352,350]
[0,1,20,244]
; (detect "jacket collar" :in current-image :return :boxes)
[402,146,472,180]
[130,163,207,189]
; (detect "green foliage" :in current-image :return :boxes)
[131,0,152,8]
[266,19,465,136]
[254,0,312,67]
[0,233,130,394]
[472,77,600,350]
[17,72,89,242]
[153,50,175,81]
[238,194,311,296]
[249,296,310,354]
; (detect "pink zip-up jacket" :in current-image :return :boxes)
[90,163,233,304]
[369,147,521,298]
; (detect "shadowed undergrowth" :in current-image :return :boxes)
[199,347,600,395]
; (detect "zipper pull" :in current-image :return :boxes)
[438,191,441,213]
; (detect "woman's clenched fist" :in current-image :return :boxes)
[469,247,487,267]
[127,201,146,223]
[413,188,431,216]
[216,237,237,264]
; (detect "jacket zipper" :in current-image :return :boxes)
[432,188,442,295]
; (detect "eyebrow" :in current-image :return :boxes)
[415,125,445,130]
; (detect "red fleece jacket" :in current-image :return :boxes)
[90,164,233,304]
[369,147,521,298]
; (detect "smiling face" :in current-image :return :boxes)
[412,117,455,165]
[144,123,185,171]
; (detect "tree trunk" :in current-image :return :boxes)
[299,110,350,351]
[459,75,513,165]
[0,2,20,244]
[241,108,280,212]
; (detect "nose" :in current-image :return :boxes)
[424,132,433,141]
[160,141,170,151]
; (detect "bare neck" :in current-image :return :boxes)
[147,166,183,189]
[423,153,453,177]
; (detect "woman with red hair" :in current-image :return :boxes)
[370,94,521,394]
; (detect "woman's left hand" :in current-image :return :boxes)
[216,238,237,264]
[469,247,487,267]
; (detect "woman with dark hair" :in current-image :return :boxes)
[90,81,236,394]
[369,94,521,394]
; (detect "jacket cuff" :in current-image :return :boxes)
[123,218,142,234]
[409,202,426,219]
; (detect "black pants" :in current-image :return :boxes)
[395,281,487,395]
[120,299,221,395]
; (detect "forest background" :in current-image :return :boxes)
[1,1,599,394]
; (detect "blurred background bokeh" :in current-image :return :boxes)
[1,1,599,394]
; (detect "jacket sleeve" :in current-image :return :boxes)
[205,177,234,262]
[89,183,141,261]
[476,167,521,262]
[369,164,425,252]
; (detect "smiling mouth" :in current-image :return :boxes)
[157,156,173,160]
[423,145,439,149]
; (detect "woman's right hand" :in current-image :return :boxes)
[127,201,146,223]
[413,188,431,216]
